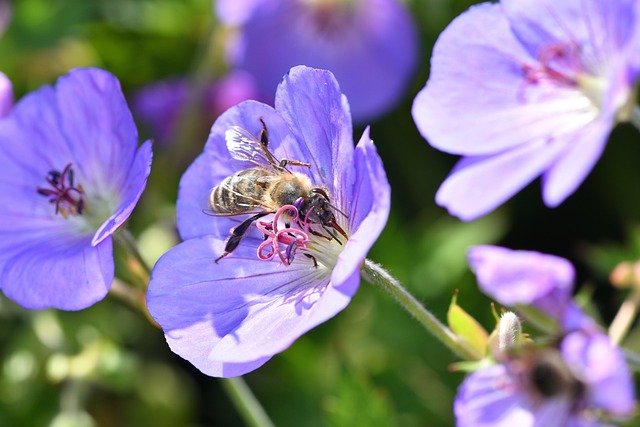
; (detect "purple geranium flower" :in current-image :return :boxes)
[132,70,259,145]
[0,71,12,117]
[0,68,153,310]
[0,0,11,37]
[217,0,419,123]
[146,65,390,377]
[456,245,636,426]
[468,245,575,321]
[413,0,640,221]
[455,328,635,427]
[454,246,635,427]
[132,78,188,144]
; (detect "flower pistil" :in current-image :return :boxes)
[255,204,347,269]
[36,163,85,218]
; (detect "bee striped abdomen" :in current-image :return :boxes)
[209,168,271,214]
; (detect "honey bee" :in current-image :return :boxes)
[208,118,347,263]
[519,346,584,400]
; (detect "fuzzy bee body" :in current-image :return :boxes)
[209,168,273,214]
[210,168,315,213]
[208,118,346,263]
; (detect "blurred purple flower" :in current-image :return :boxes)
[132,78,187,144]
[455,329,635,427]
[203,70,261,121]
[132,70,259,144]
[413,0,640,221]
[0,0,11,37]
[468,245,575,321]
[0,68,153,310]
[0,72,12,117]
[467,245,599,332]
[216,0,419,123]
[458,245,635,426]
[146,66,390,377]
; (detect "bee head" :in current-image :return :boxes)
[299,188,348,240]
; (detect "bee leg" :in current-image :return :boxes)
[306,227,332,241]
[322,226,343,245]
[304,253,318,268]
[215,213,268,263]
[257,117,307,171]
[279,159,311,169]
[258,117,269,148]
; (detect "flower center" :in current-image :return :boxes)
[255,204,347,268]
[299,0,357,38]
[522,42,583,88]
[36,163,85,218]
[520,41,607,110]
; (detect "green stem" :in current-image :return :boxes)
[361,259,479,361]
[117,228,152,278]
[622,348,640,373]
[115,228,151,291]
[110,278,159,328]
[630,106,640,132]
[221,378,276,427]
[609,288,640,345]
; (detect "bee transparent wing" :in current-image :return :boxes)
[225,126,273,167]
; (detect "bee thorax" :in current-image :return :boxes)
[267,174,310,208]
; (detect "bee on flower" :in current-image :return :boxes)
[147,66,391,377]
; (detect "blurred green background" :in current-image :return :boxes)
[1,0,640,426]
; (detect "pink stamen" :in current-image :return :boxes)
[36,163,85,217]
[256,205,310,266]
[518,41,583,102]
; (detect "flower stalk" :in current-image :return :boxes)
[630,105,640,133]
[220,378,276,427]
[609,288,640,346]
[116,228,152,288]
[361,259,481,361]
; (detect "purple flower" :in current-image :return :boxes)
[0,72,12,117]
[146,65,390,377]
[0,68,153,310]
[467,245,598,332]
[0,0,11,37]
[457,245,635,426]
[132,78,188,144]
[455,329,635,427]
[217,0,419,123]
[412,0,640,221]
[468,245,575,321]
[132,71,259,145]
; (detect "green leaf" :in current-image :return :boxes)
[448,293,489,359]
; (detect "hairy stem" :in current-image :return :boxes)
[609,289,640,345]
[221,378,276,427]
[361,259,481,361]
[630,105,640,132]
[115,228,152,288]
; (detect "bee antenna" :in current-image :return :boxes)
[329,202,348,219]
[323,226,343,245]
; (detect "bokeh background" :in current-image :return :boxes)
[1,0,640,426]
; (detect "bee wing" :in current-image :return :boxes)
[225,126,274,168]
